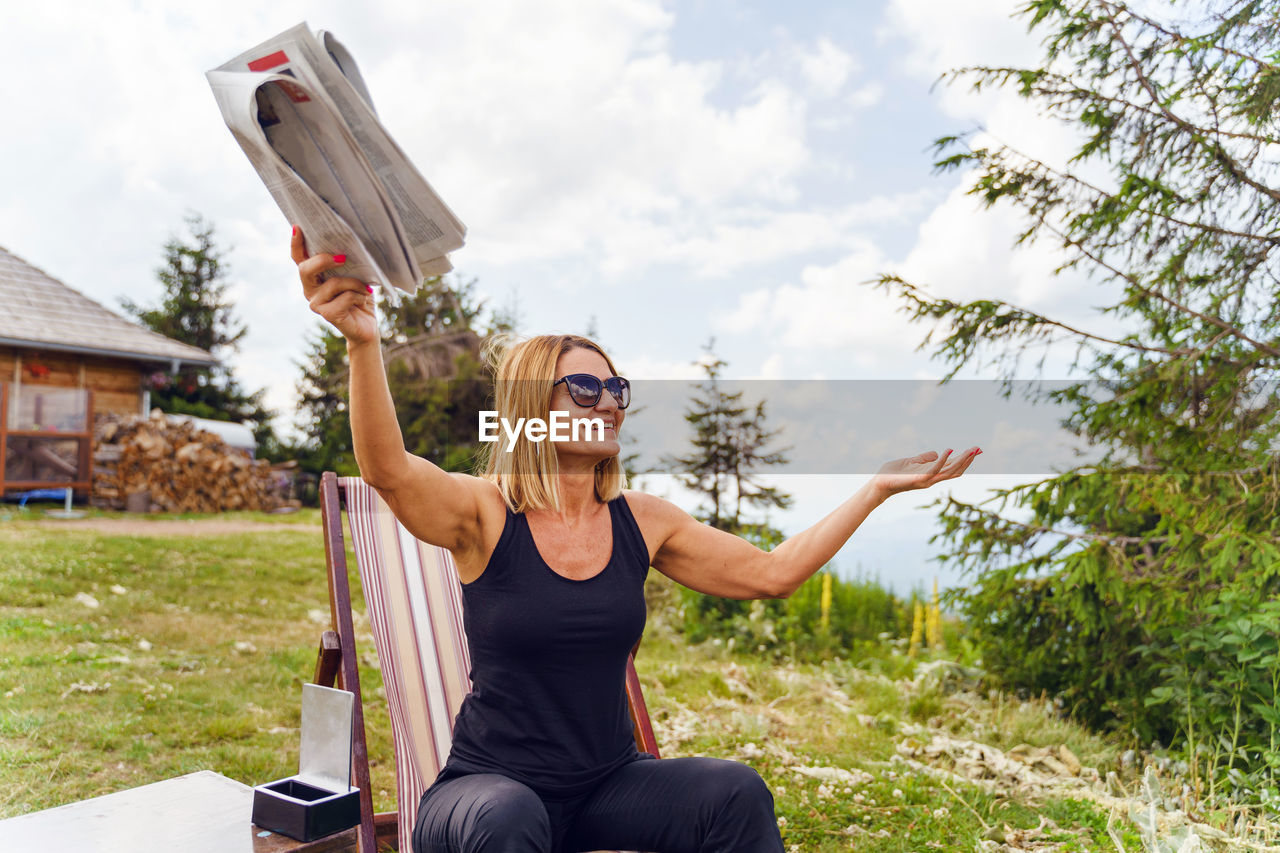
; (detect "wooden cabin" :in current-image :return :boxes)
[0,245,218,498]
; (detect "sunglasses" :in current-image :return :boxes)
[552,374,632,409]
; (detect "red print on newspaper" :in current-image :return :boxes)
[247,51,289,72]
[248,51,310,102]
[273,81,311,103]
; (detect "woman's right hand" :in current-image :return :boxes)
[291,226,379,346]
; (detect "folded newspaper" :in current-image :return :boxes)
[207,23,465,297]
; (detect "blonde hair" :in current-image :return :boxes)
[478,333,627,513]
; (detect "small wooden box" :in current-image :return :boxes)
[251,777,360,842]
[252,685,360,842]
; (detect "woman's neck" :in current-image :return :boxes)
[552,466,602,524]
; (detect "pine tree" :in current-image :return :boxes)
[873,0,1280,768]
[661,343,792,637]
[121,213,275,447]
[293,325,356,475]
[665,342,791,532]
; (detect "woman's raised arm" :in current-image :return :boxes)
[292,228,491,555]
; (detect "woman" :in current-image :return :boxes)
[292,229,980,853]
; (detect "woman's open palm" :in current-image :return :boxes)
[872,447,981,497]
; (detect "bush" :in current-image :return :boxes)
[675,569,915,661]
[955,483,1280,807]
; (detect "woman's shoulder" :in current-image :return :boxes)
[619,488,663,512]
[464,475,511,523]
[622,488,694,512]
[446,472,506,527]
[619,489,688,535]
[455,471,504,499]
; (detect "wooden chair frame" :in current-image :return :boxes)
[311,471,661,853]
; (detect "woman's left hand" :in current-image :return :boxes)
[871,447,981,498]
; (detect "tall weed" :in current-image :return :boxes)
[1141,594,1280,808]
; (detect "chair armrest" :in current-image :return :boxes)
[314,630,342,687]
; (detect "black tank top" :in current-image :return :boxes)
[444,495,652,799]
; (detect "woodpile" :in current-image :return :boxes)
[93,410,285,513]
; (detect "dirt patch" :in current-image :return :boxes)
[14,518,320,537]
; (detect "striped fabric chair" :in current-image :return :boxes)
[314,472,660,853]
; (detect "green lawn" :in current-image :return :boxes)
[0,515,1136,850]
[0,515,396,818]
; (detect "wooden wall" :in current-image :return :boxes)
[0,346,144,419]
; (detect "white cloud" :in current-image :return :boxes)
[714,240,931,373]
[712,159,1141,381]
[726,0,1118,381]
[798,37,858,98]
[896,168,1134,352]
[881,0,1042,78]
[374,8,813,275]
[847,82,884,110]
[905,382,942,417]
[756,352,786,379]
[882,0,1102,180]
[612,351,706,381]
[698,1,1089,378]
[655,188,937,278]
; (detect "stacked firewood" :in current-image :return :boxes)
[93,410,283,513]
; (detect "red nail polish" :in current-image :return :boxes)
[291,225,297,237]
[365,284,373,293]
[333,253,347,264]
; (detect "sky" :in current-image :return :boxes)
[0,0,1111,594]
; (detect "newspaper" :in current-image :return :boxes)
[207,23,465,297]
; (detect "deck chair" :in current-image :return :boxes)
[313,472,662,853]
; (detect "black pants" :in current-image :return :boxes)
[412,756,785,853]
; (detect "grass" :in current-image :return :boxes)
[0,512,395,818]
[636,578,1133,851]
[0,504,322,525]
[0,513,1140,850]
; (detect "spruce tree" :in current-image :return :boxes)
[874,0,1280,779]
[665,342,791,533]
[293,326,356,475]
[121,213,275,447]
